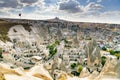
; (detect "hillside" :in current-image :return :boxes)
[0,18,120,43]
[0,18,120,80]
[0,19,31,42]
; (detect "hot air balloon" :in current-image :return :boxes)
[19,13,21,18]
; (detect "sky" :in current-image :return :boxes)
[0,0,120,24]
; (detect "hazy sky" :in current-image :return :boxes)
[0,0,120,23]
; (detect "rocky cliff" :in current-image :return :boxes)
[0,18,120,80]
[0,18,120,45]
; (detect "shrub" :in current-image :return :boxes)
[77,65,83,73]
[101,56,106,59]
[47,40,59,59]
[71,63,77,69]
[108,50,120,58]
[102,47,107,51]
[101,56,106,66]
[71,71,80,76]
[109,50,115,55]
[54,39,60,45]
[114,51,120,54]
[114,54,120,57]
[62,38,69,43]
[0,48,3,58]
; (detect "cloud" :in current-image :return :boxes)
[0,1,4,4]
[95,11,120,24]
[84,2,103,11]
[59,0,83,13]
[0,0,22,8]
[97,0,102,3]
[22,5,37,13]
[58,0,103,14]
[100,11,120,18]
[0,10,10,16]
[44,0,57,4]
[20,0,38,4]
[0,0,119,24]
[86,0,90,3]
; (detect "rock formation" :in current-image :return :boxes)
[0,73,5,80]
[0,18,120,80]
[96,57,120,80]
[84,39,101,67]
[79,67,90,78]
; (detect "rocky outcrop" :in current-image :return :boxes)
[79,67,90,78]
[0,66,21,76]
[96,58,120,80]
[84,39,101,66]
[0,62,53,80]
[1,17,120,80]
[0,73,5,80]
[88,71,99,80]
[50,58,67,79]
[79,56,120,80]
[58,73,67,80]
[28,64,53,80]
[33,73,52,80]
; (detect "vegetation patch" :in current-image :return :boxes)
[62,38,69,43]
[0,48,3,58]
[71,63,77,69]
[101,56,106,66]
[102,47,107,51]
[109,50,120,57]
[70,63,83,76]
[47,40,60,59]
[77,65,83,73]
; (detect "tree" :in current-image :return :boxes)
[0,48,3,58]
[47,40,59,59]
[109,50,115,55]
[115,54,120,57]
[101,56,106,66]
[71,71,80,76]
[77,65,83,73]
[102,47,107,51]
[62,38,69,43]
[71,63,77,69]
[54,39,60,45]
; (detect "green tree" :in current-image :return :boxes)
[47,40,59,59]
[71,63,77,69]
[109,50,115,55]
[77,65,83,73]
[62,38,69,43]
[71,71,80,76]
[102,47,107,51]
[0,48,3,58]
[101,56,106,66]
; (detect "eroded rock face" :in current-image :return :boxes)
[0,73,5,80]
[84,39,101,66]
[79,67,90,78]
[80,57,120,80]
[0,62,53,80]
[50,58,67,79]
[97,58,120,79]
[88,71,99,80]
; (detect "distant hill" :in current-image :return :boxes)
[0,18,120,42]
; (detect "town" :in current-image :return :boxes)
[0,18,120,80]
